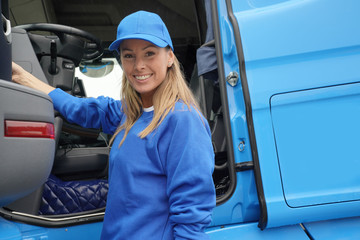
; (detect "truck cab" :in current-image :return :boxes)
[1,0,360,239]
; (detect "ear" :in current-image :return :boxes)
[167,50,175,67]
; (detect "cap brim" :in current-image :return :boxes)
[108,34,171,52]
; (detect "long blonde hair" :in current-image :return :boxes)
[110,50,201,147]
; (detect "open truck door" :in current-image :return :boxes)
[212,0,360,236]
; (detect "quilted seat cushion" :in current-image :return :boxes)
[39,174,108,215]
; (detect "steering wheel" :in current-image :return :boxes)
[15,23,103,62]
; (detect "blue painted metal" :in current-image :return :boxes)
[271,83,360,207]
[0,217,21,240]
[210,0,260,227]
[228,0,360,230]
[303,216,360,239]
[207,221,308,240]
[0,217,103,240]
[211,170,260,227]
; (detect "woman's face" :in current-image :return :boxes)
[120,39,174,107]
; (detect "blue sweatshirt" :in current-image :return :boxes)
[49,89,216,240]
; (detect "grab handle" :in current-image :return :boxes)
[2,13,11,43]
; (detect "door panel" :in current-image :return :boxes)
[271,83,360,208]
[226,0,360,228]
[0,81,55,207]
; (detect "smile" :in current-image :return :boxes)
[134,74,152,80]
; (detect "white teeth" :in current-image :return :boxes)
[135,74,151,80]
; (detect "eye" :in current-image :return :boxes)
[145,51,155,57]
[123,53,134,59]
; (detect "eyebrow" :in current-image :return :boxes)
[121,44,157,52]
[142,44,157,50]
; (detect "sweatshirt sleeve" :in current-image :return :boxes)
[48,88,123,134]
[164,108,216,240]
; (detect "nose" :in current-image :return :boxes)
[134,57,145,70]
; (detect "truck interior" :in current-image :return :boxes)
[0,0,239,227]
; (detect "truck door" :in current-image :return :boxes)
[216,0,360,229]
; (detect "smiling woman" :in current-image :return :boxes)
[6,0,235,238]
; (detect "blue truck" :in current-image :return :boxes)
[1,0,360,239]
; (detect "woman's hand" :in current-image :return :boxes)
[12,62,55,94]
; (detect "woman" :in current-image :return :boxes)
[12,11,215,240]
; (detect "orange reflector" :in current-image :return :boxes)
[5,120,55,139]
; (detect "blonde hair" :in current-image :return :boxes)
[110,51,201,147]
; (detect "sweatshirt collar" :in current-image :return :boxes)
[143,106,154,112]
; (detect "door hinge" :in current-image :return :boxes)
[226,71,239,86]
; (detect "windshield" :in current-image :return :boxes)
[9,0,200,52]
[9,0,202,99]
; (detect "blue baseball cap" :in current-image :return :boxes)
[109,11,174,52]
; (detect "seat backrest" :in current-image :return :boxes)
[11,28,49,84]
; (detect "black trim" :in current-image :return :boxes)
[300,223,315,240]
[211,0,237,205]
[2,0,9,18]
[194,0,206,44]
[0,207,105,228]
[223,0,268,229]
[235,161,254,172]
